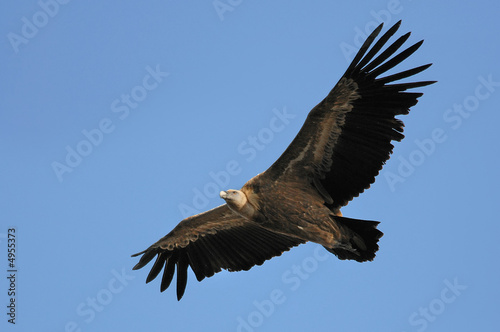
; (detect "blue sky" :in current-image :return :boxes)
[1,1,499,331]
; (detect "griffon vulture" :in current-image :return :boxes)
[132,21,435,300]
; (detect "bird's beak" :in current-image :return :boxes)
[219,191,228,199]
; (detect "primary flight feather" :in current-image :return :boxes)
[132,21,435,300]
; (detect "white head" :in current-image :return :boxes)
[220,189,247,210]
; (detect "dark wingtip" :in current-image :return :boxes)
[422,63,436,74]
[344,21,385,75]
[421,80,438,86]
[160,253,177,292]
[132,248,158,270]
[132,260,148,271]
[131,249,146,258]
[145,254,166,283]
[176,258,188,300]
[413,39,423,49]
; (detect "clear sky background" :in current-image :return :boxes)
[1,1,499,332]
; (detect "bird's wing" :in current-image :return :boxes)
[132,204,305,300]
[264,21,435,210]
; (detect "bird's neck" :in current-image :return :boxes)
[227,196,257,220]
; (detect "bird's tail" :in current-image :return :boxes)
[324,216,383,262]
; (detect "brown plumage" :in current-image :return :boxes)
[132,21,435,300]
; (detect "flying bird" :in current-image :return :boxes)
[132,21,435,300]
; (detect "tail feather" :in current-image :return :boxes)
[325,216,383,262]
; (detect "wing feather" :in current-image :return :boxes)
[161,252,176,292]
[355,21,401,70]
[264,21,436,209]
[176,253,189,300]
[361,32,411,74]
[132,204,305,300]
[146,254,166,283]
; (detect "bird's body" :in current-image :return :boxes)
[235,178,344,249]
[132,21,435,300]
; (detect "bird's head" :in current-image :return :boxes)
[220,189,247,210]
